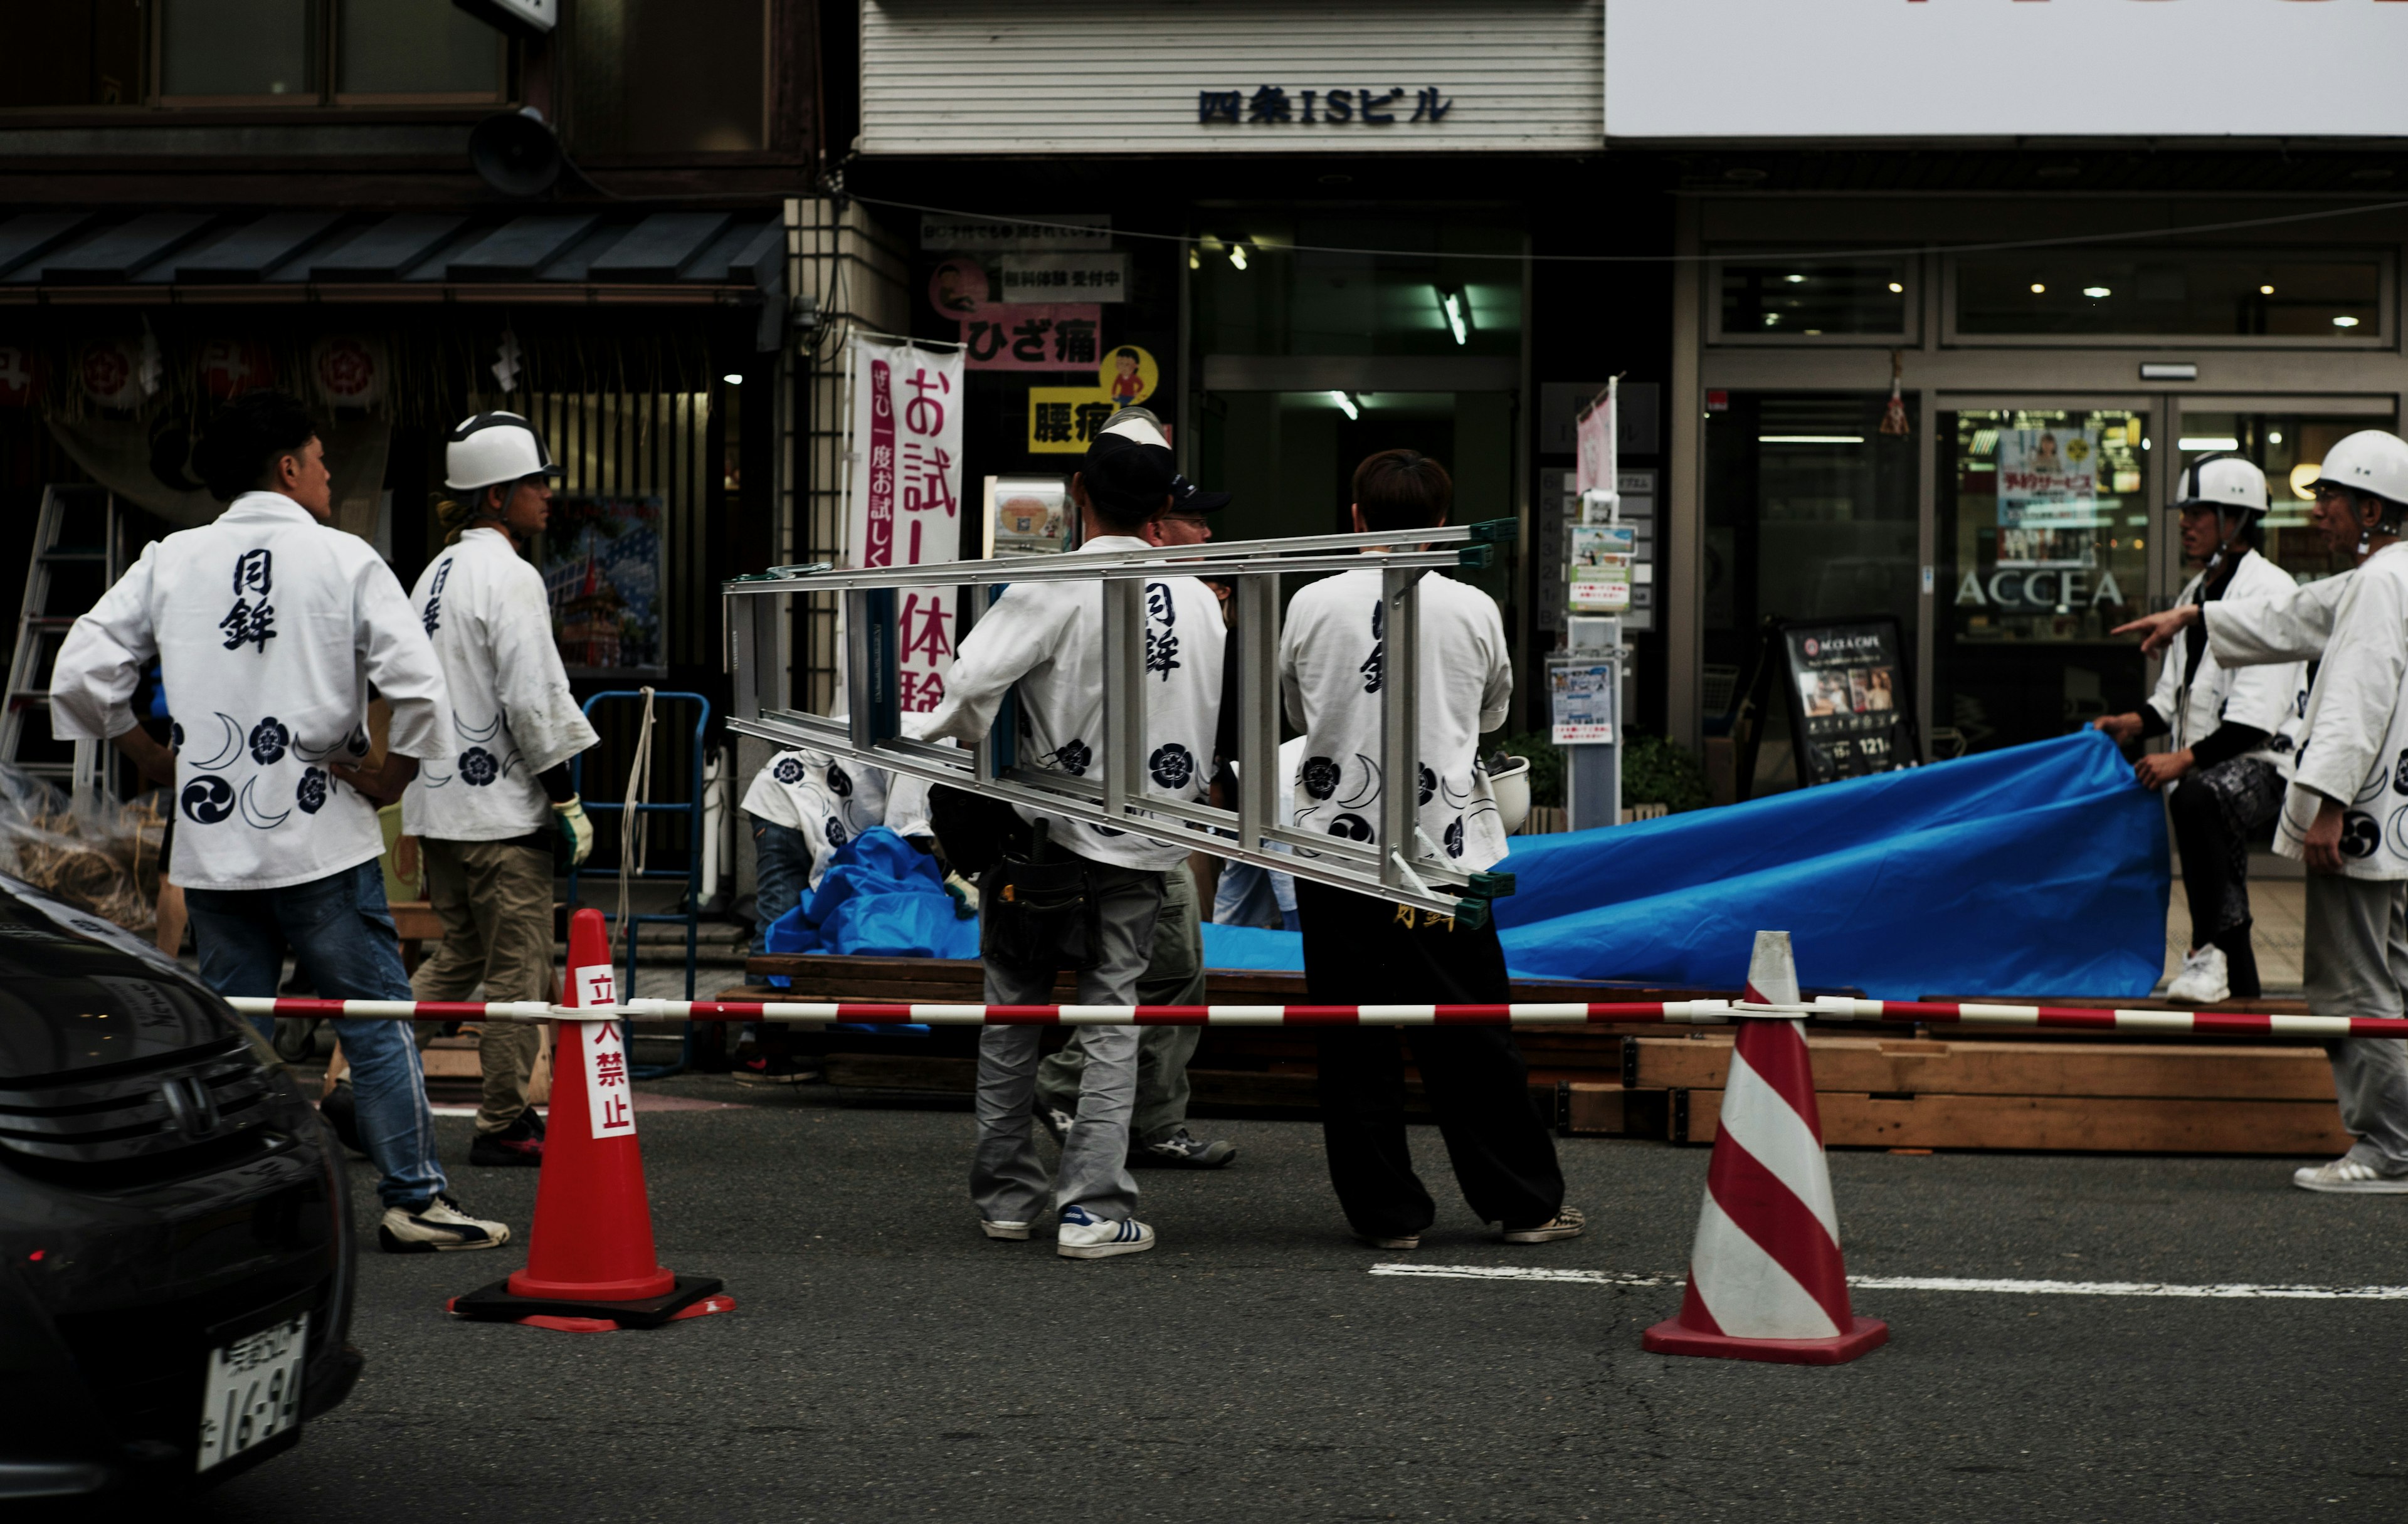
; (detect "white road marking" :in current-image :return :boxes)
[1367,1263,2408,1300]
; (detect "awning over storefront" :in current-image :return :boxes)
[0,208,783,308]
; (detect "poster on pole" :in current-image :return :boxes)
[848,336,967,715]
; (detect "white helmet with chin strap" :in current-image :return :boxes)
[2171,452,2268,576]
[2313,429,2408,555]
[444,411,562,493]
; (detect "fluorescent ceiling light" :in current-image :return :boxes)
[1887,281,1903,293]
[1435,285,1471,346]
[2083,286,2111,298]
[2029,283,2046,294]
[1329,391,1361,420]
[2178,436,2239,451]
[721,373,743,386]
[1228,244,1248,271]
[1784,273,1806,284]
[2333,314,2360,328]
[2259,284,2276,295]
[1758,434,1863,445]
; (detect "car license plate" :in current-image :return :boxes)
[195,1311,309,1473]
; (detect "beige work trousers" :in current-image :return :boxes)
[411,838,554,1136]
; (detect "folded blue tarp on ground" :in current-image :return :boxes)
[1189,731,2168,999]
[764,828,980,983]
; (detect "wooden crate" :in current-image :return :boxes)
[1623,1034,2351,1155]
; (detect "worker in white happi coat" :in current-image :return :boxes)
[401,413,600,1169]
[2118,430,2408,1193]
[915,412,1223,1259]
[2093,456,2308,1004]
[49,389,511,1253]
[1277,448,1580,1251]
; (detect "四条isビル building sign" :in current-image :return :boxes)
[1196,86,1451,126]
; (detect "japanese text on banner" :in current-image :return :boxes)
[848,337,967,713]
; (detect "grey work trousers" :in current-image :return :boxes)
[971,858,1166,1226]
[1034,861,1205,1146]
[2303,872,2408,1172]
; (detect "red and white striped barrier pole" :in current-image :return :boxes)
[223,994,2408,1036]
[222,997,1738,1026]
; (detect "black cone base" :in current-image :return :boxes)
[448,1273,724,1329]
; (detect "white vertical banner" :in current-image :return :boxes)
[1574,379,1617,500]
[847,335,968,715]
[567,961,636,1140]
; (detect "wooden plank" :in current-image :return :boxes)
[1630,1036,2339,1101]
[1566,1082,1627,1135]
[1674,1088,2353,1156]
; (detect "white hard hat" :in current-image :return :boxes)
[2314,429,2408,509]
[2171,454,2269,517]
[444,411,562,493]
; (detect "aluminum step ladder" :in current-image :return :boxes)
[3,485,125,800]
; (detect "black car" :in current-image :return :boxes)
[0,876,360,1498]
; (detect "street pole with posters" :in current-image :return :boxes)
[1559,379,1626,831]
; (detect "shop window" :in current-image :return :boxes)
[2175,412,2395,589]
[150,0,504,105]
[568,0,766,154]
[1954,251,2382,340]
[1715,260,1911,339]
[1702,394,1918,782]
[1189,213,1523,359]
[1936,408,2149,755]
[335,0,505,100]
[3,1,147,107]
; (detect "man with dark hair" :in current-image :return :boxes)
[915,412,1223,1257]
[51,389,512,1253]
[1032,443,1238,1171]
[1277,448,1582,1251]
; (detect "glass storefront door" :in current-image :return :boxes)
[1936,406,2152,755]
[2173,406,2397,591]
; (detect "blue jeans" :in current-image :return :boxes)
[1213,859,1301,933]
[752,817,815,928]
[186,858,446,1209]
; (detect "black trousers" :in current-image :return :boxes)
[2167,755,2284,1001]
[1296,879,1566,1237]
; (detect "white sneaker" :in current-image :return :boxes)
[378,1195,512,1253]
[2292,1156,2408,1194]
[981,1219,1032,1241]
[2163,945,2229,1006]
[1055,1204,1154,1259]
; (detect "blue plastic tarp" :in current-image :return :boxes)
[1492,730,2168,999]
[764,828,980,978]
[1190,731,2168,998]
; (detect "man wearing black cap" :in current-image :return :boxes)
[1032,438,1238,1170]
[916,413,1225,1256]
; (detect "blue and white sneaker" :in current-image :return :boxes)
[1055,1204,1154,1259]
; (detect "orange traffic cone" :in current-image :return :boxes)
[1641,931,1886,1365]
[448,908,731,1332]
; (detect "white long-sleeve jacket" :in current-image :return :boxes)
[2206,569,2353,669]
[740,749,892,890]
[400,527,598,841]
[2266,545,2408,878]
[1279,567,1514,873]
[50,491,450,891]
[2145,550,2308,773]
[915,534,1223,873]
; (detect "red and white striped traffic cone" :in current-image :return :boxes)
[1642,930,1887,1365]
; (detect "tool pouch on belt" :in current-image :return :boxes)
[980,851,1102,972]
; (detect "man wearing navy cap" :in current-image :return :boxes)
[917,412,1225,1255]
[1033,424,1238,1170]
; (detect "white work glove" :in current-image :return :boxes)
[552,794,594,867]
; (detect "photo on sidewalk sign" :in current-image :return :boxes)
[985,474,1069,557]
[1772,616,1917,787]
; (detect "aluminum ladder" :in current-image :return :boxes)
[3,485,125,800]
[721,521,1520,923]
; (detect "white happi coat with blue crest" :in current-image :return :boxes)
[401,527,598,841]
[49,491,452,891]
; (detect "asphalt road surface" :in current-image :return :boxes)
[198,1076,2408,1523]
